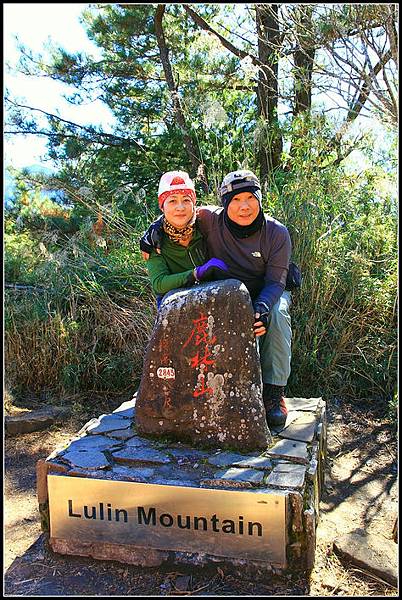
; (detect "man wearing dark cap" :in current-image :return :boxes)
[141,169,292,427]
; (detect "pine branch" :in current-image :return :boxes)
[5,97,148,150]
[182,4,275,78]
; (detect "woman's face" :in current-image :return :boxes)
[162,192,194,228]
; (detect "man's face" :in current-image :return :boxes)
[162,192,194,228]
[227,191,260,226]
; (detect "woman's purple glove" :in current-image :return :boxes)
[195,258,230,282]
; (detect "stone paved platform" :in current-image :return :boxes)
[37,394,327,574]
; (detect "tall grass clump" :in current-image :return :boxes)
[265,118,397,404]
[5,199,156,399]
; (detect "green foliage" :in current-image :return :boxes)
[263,118,397,404]
[5,196,156,397]
[387,389,398,423]
[9,3,256,196]
[4,4,398,414]
[4,227,42,284]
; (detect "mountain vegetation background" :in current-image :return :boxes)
[4,4,398,420]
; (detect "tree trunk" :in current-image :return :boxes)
[154,5,208,191]
[287,6,316,165]
[293,6,315,115]
[255,4,282,186]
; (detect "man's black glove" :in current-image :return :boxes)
[253,302,270,330]
[139,216,164,255]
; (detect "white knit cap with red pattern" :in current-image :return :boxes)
[158,170,196,209]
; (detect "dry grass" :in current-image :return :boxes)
[5,290,156,399]
[310,542,397,596]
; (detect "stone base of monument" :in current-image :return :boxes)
[37,394,326,575]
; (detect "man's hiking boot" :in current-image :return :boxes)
[263,384,288,428]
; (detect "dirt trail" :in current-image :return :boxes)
[4,397,398,596]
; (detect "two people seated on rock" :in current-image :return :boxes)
[140,169,293,429]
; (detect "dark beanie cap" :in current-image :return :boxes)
[219,170,262,209]
[221,185,262,209]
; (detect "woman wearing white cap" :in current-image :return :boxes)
[146,170,229,308]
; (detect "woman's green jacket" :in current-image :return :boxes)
[146,224,207,295]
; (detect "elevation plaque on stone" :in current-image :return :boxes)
[48,475,286,565]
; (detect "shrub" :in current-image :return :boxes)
[4,205,156,398]
[266,153,397,403]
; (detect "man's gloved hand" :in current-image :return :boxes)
[195,258,229,282]
[253,302,270,337]
[139,217,164,259]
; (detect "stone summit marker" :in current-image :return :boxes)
[38,280,327,575]
[135,279,270,450]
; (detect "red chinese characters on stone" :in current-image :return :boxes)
[158,338,170,364]
[183,313,216,349]
[190,346,215,369]
[193,365,212,398]
[182,313,216,398]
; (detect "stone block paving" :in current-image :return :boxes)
[278,413,318,443]
[111,446,172,465]
[213,467,265,484]
[37,394,328,574]
[265,462,307,490]
[42,395,325,494]
[112,400,136,419]
[60,449,111,470]
[267,439,309,464]
[86,414,132,435]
